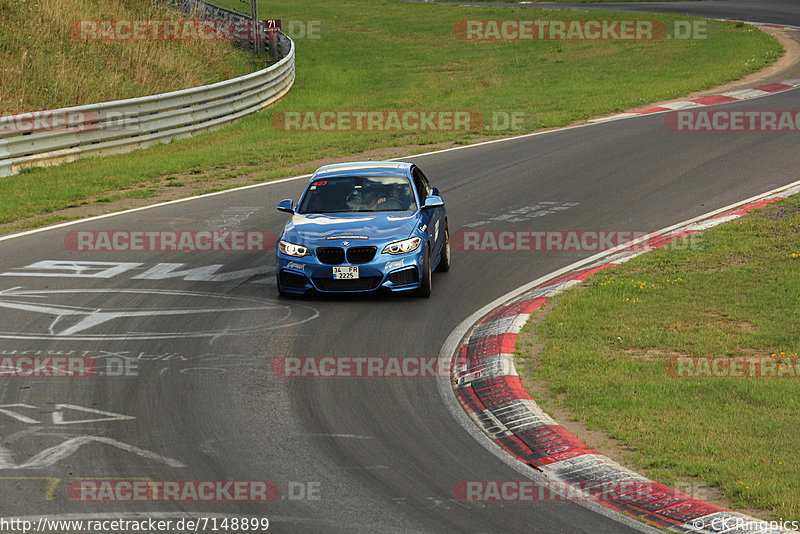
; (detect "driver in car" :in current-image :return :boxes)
[374,184,411,210]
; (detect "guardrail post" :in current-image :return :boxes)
[250,0,261,56]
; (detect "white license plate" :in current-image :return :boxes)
[333,266,359,279]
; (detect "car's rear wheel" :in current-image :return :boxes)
[414,246,432,298]
[435,224,450,273]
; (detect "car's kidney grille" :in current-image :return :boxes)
[313,276,382,291]
[346,246,377,264]
[316,246,377,264]
[316,247,345,264]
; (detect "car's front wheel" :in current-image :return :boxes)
[414,246,432,298]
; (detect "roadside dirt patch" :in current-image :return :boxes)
[764,205,800,221]
[621,348,689,361]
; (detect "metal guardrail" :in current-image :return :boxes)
[0,32,294,177]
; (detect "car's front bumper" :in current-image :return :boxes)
[277,249,424,295]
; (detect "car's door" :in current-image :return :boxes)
[411,166,444,259]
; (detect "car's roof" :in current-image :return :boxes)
[312,161,413,179]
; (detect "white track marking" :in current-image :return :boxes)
[0,436,184,470]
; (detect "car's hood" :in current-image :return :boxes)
[282,212,419,244]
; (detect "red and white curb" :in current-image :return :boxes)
[592,78,800,123]
[450,183,800,533]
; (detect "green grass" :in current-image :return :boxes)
[0,0,782,226]
[516,196,800,521]
[0,0,256,111]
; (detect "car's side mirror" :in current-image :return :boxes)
[277,199,294,213]
[431,187,440,196]
[422,195,444,209]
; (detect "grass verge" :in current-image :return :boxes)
[0,0,256,111]
[0,0,782,230]
[515,195,800,521]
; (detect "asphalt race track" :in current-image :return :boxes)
[453,0,800,28]
[1,2,799,533]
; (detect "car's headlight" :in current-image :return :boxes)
[279,240,310,257]
[383,237,422,255]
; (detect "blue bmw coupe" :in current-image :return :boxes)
[276,161,450,297]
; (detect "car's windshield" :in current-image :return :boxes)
[298,176,417,213]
